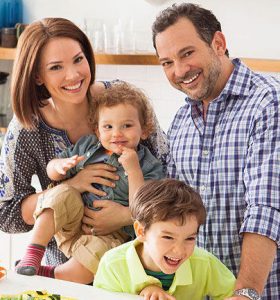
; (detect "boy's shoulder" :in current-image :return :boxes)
[100,240,133,266]
[189,246,234,278]
[191,246,214,257]
[190,246,224,265]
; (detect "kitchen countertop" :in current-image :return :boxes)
[0,271,142,299]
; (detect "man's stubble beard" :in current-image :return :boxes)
[179,51,222,102]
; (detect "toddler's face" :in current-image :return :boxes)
[135,216,198,274]
[96,103,147,154]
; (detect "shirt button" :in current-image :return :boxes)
[201,185,206,191]
[86,152,91,157]
[202,150,209,156]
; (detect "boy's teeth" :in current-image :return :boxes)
[183,73,199,84]
[166,256,180,262]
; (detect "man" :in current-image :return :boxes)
[152,3,280,300]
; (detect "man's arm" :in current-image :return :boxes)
[226,233,277,299]
[235,233,276,293]
[231,95,280,298]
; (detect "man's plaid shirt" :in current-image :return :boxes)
[167,59,280,299]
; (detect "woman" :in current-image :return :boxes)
[0,18,168,282]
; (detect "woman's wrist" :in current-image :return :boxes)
[63,177,83,193]
[119,205,133,227]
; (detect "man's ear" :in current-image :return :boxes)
[211,31,227,56]
[134,220,146,242]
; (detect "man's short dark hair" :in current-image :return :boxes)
[152,3,229,57]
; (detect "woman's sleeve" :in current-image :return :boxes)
[0,123,40,233]
[142,115,169,172]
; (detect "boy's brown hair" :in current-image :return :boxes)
[130,178,206,230]
[89,82,155,138]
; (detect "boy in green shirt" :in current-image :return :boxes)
[94,178,235,300]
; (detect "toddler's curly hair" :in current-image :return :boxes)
[89,82,155,138]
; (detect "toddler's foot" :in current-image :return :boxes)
[16,243,46,276]
[37,265,55,278]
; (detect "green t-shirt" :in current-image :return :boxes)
[145,269,174,291]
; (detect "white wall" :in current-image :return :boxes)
[22,0,280,59]
[20,0,280,130]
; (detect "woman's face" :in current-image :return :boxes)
[37,37,91,106]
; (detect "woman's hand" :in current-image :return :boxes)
[82,200,133,236]
[140,285,176,300]
[65,163,118,195]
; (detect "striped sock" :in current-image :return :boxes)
[16,243,45,276]
[37,265,55,278]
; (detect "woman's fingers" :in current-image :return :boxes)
[87,184,107,197]
[82,201,131,235]
[82,210,95,227]
[85,165,119,181]
[85,162,116,172]
[67,162,119,193]
[81,223,92,235]
[89,175,115,188]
